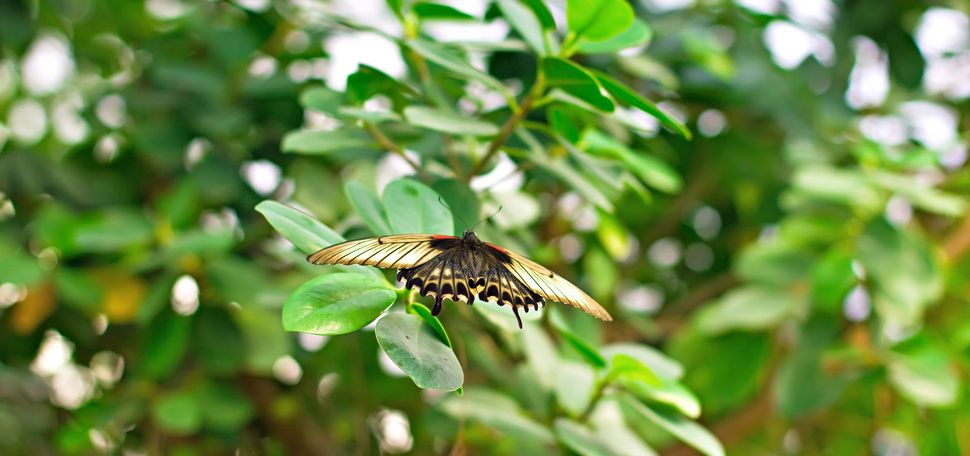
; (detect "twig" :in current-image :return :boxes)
[466,71,546,179]
[363,122,429,180]
[577,377,610,423]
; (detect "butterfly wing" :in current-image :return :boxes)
[497,247,613,322]
[307,234,449,269]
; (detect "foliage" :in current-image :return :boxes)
[1,0,969,455]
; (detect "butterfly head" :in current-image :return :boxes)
[462,229,480,243]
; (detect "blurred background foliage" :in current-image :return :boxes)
[1,0,970,454]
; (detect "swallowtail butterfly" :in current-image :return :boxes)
[307,230,612,328]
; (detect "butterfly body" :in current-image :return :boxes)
[308,230,611,328]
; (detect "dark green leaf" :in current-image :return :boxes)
[413,2,476,20]
[409,302,452,347]
[590,71,691,139]
[153,390,202,435]
[543,58,615,112]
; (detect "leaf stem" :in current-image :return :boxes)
[363,122,430,180]
[467,70,546,179]
[577,375,610,423]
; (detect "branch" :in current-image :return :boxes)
[363,122,429,180]
[466,72,546,179]
[944,211,970,263]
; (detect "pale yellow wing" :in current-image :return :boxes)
[499,248,613,321]
[307,234,446,269]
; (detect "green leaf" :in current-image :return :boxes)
[552,313,607,368]
[554,418,616,456]
[734,241,813,287]
[72,208,154,253]
[281,128,377,155]
[299,86,344,115]
[554,361,596,416]
[255,201,344,253]
[619,375,702,419]
[523,0,556,29]
[344,181,392,234]
[810,248,857,312]
[439,387,555,444]
[234,306,291,374]
[542,57,614,112]
[608,354,661,386]
[582,130,682,193]
[578,19,651,54]
[857,218,943,327]
[566,0,634,42]
[696,286,801,335]
[375,312,464,390]
[382,179,454,235]
[413,2,476,20]
[346,64,418,107]
[153,390,202,435]
[409,302,452,348]
[140,313,191,379]
[403,105,500,136]
[406,39,510,97]
[282,273,397,335]
[522,320,559,390]
[773,317,851,417]
[199,382,255,431]
[590,71,691,139]
[194,307,246,375]
[601,343,685,380]
[619,395,724,456]
[871,171,966,217]
[888,336,960,407]
[791,166,881,211]
[498,0,545,54]
[431,179,480,235]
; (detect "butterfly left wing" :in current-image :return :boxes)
[307,234,447,269]
[497,247,613,322]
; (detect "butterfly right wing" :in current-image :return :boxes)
[307,234,449,269]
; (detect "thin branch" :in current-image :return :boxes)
[577,377,610,423]
[363,122,429,180]
[466,71,546,180]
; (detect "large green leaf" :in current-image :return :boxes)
[601,343,685,380]
[566,0,634,42]
[412,2,476,20]
[403,106,499,136]
[375,312,464,390]
[282,273,397,335]
[619,395,724,456]
[382,179,454,235]
[255,201,344,253]
[555,361,596,416]
[344,181,392,235]
[543,58,614,112]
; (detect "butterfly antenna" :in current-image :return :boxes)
[438,196,471,232]
[470,205,503,231]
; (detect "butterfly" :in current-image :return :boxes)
[307,230,612,328]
